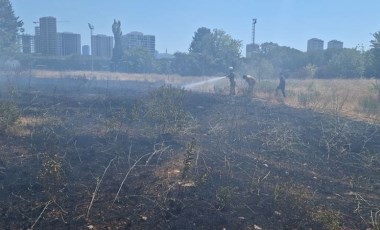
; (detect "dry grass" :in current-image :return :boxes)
[253,78,380,123]
[8,70,380,123]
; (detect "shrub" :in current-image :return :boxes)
[359,96,380,114]
[133,85,195,135]
[255,80,277,95]
[297,91,321,108]
[0,100,20,130]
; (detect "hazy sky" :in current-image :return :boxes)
[12,0,380,54]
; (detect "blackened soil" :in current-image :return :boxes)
[0,77,379,229]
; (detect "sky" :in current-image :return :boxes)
[11,0,380,54]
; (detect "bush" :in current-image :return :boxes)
[0,100,20,130]
[297,91,321,108]
[359,96,380,114]
[132,85,195,135]
[255,80,277,95]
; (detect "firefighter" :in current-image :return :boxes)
[276,72,286,97]
[242,74,257,96]
[226,67,236,95]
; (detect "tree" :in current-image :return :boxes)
[0,0,23,63]
[122,47,155,73]
[185,27,241,75]
[171,52,204,76]
[368,31,380,78]
[325,48,364,78]
[111,19,124,71]
[189,27,213,54]
[259,42,307,73]
[370,32,380,49]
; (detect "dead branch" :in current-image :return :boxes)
[29,200,52,230]
[112,151,153,205]
[86,157,115,220]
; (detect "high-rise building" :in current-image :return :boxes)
[38,16,57,55]
[57,32,81,56]
[17,34,34,54]
[327,40,343,49]
[34,26,41,54]
[122,31,155,54]
[82,45,90,56]
[307,38,324,51]
[91,35,113,58]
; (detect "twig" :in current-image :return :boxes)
[29,200,52,230]
[86,157,115,219]
[112,152,152,205]
[74,140,82,164]
[145,142,169,166]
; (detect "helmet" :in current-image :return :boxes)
[229,67,233,71]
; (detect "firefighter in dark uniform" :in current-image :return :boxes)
[276,72,286,97]
[226,67,236,95]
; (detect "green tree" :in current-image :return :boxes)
[171,52,203,76]
[111,19,124,71]
[211,29,242,71]
[122,47,155,73]
[259,42,307,73]
[370,31,380,49]
[368,31,380,78]
[325,48,364,78]
[189,27,213,54]
[0,0,23,63]
[184,27,241,75]
[154,58,172,75]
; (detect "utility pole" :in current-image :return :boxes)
[252,18,257,44]
[88,23,94,72]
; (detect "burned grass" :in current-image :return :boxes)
[0,76,379,229]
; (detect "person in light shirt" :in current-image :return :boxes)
[242,74,257,96]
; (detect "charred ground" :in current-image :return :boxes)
[0,76,379,229]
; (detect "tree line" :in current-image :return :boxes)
[1,0,380,79]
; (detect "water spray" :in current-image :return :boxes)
[183,76,226,90]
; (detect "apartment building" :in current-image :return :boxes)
[122,31,155,55]
[37,16,57,55]
[307,38,324,51]
[91,34,113,58]
[57,32,81,56]
[327,40,343,49]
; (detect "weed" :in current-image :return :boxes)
[312,208,342,230]
[297,82,321,108]
[216,186,234,210]
[134,85,194,135]
[255,80,277,95]
[372,80,380,102]
[38,154,64,189]
[0,100,20,131]
[182,138,196,180]
[274,182,281,201]
[359,96,380,114]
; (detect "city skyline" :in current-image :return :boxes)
[12,0,380,54]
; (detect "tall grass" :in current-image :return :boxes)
[254,78,380,122]
[9,69,380,123]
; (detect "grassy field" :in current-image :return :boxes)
[254,78,380,123]
[6,70,380,123]
[0,70,379,229]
